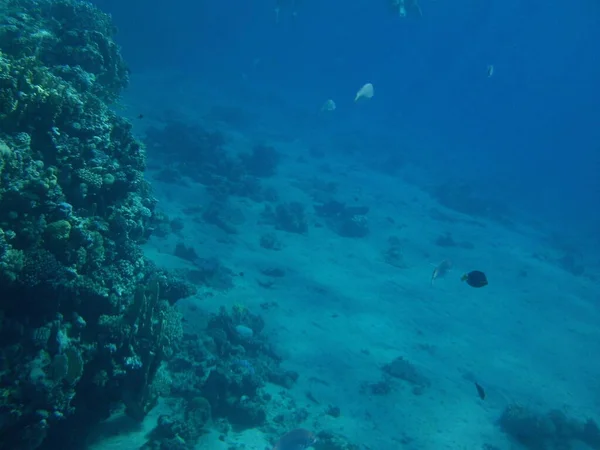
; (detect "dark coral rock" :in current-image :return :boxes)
[261,202,308,234]
[156,270,197,304]
[260,267,286,278]
[359,379,392,396]
[174,242,200,263]
[259,232,283,250]
[267,369,299,389]
[148,211,174,238]
[497,405,600,449]
[314,201,370,238]
[435,232,474,250]
[581,419,600,448]
[240,144,280,178]
[383,236,406,269]
[382,356,430,388]
[336,214,369,238]
[170,218,185,234]
[145,121,241,188]
[201,369,265,428]
[435,232,457,247]
[276,203,308,234]
[231,175,265,202]
[143,415,195,450]
[202,201,241,235]
[326,405,341,418]
[186,257,235,291]
[498,404,557,449]
[229,402,267,428]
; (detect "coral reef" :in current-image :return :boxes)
[499,403,600,450]
[314,200,370,238]
[383,236,406,268]
[139,306,299,449]
[434,232,474,249]
[261,202,309,234]
[381,356,430,395]
[240,144,281,178]
[259,232,284,250]
[202,200,245,235]
[359,355,430,398]
[172,245,236,291]
[146,120,276,203]
[0,2,191,448]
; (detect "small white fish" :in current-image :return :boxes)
[320,99,336,112]
[354,83,374,102]
[431,259,452,285]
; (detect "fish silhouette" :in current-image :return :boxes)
[475,381,486,400]
[461,270,488,288]
[431,259,452,285]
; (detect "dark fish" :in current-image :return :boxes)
[475,382,485,400]
[461,270,488,288]
[273,428,317,450]
[137,114,144,119]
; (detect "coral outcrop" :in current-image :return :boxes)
[0,2,191,448]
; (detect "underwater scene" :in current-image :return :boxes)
[1,0,599,449]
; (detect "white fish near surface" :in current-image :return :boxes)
[354,83,374,102]
[321,99,336,112]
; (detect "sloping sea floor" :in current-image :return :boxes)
[91,71,600,450]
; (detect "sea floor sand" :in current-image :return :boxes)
[92,72,600,450]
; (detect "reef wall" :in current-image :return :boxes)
[0,1,191,448]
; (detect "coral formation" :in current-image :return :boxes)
[499,403,600,450]
[240,144,281,177]
[314,200,370,237]
[259,232,284,250]
[261,202,309,234]
[0,2,192,448]
[146,120,276,203]
[138,305,301,449]
[383,236,406,268]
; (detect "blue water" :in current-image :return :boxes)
[4,1,600,448]
[96,0,600,241]
[78,1,600,447]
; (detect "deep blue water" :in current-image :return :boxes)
[95,0,600,244]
